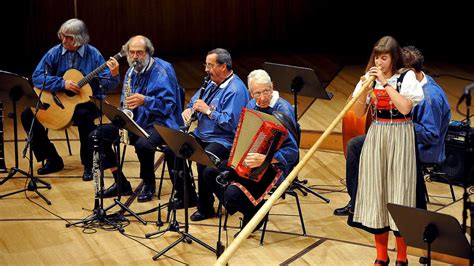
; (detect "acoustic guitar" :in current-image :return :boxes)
[33,49,126,130]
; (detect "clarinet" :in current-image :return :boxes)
[183,74,211,132]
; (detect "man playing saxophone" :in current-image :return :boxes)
[90,35,184,202]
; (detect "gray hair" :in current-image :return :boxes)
[247,69,273,92]
[208,48,232,70]
[57,18,90,47]
[123,35,155,56]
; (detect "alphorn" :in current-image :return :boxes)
[215,75,376,265]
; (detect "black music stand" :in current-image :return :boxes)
[262,62,332,203]
[146,124,218,260]
[388,203,470,266]
[66,98,147,230]
[263,62,332,120]
[0,70,52,204]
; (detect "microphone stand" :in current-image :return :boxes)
[459,85,474,265]
[0,69,52,203]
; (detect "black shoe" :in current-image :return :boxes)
[375,257,390,266]
[234,203,266,238]
[137,183,155,202]
[173,195,198,209]
[37,157,64,175]
[333,202,353,216]
[190,210,215,221]
[102,181,133,198]
[82,168,93,181]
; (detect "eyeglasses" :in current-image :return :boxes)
[60,33,74,40]
[129,50,146,56]
[252,89,272,98]
[203,63,220,69]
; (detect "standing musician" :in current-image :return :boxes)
[21,18,120,181]
[92,35,184,202]
[202,69,299,235]
[334,45,451,216]
[181,48,250,221]
[347,36,424,266]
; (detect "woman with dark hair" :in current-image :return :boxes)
[348,36,424,265]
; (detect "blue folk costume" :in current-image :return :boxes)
[413,74,451,164]
[24,44,119,169]
[230,91,299,205]
[188,74,250,149]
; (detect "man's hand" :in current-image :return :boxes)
[182,108,192,122]
[64,80,80,94]
[244,153,266,168]
[126,93,145,109]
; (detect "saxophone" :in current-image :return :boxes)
[120,64,135,144]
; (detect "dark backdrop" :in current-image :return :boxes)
[1,0,472,77]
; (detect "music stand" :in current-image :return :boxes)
[388,203,470,265]
[66,98,147,230]
[262,62,333,120]
[146,124,218,260]
[0,70,52,204]
[262,62,332,203]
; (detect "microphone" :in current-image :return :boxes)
[458,83,474,106]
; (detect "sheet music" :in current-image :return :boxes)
[90,97,150,139]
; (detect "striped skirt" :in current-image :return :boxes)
[353,120,417,231]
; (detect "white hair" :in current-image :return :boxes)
[247,69,273,92]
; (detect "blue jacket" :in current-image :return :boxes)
[189,74,250,149]
[412,75,451,164]
[246,95,299,178]
[32,44,120,96]
[122,57,183,130]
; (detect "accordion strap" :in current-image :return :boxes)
[249,130,282,180]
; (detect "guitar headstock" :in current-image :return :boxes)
[114,46,127,60]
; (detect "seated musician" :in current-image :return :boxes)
[202,69,299,234]
[91,35,184,202]
[21,18,120,181]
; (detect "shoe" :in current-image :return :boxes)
[190,210,215,221]
[173,195,197,210]
[37,157,64,175]
[102,181,133,198]
[137,183,155,202]
[82,168,93,181]
[374,257,390,266]
[333,202,353,216]
[395,259,408,265]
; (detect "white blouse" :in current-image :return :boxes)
[352,70,424,106]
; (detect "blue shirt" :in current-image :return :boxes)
[32,44,120,96]
[412,75,451,164]
[189,74,250,149]
[122,57,183,130]
[246,94,299,178]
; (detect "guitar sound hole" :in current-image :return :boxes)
[65,90,76,97]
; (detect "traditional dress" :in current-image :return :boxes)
[350,70,424,233]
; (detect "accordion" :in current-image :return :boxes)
[228,108,288,182]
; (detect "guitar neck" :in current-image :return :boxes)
[77,51,125,88]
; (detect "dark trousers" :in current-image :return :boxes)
[192,138,230,214]
[346,134,427,209]
[203,165,257,217]
[21,102,98,169]
[90,123,168,185]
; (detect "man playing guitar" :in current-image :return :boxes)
[21,18,120,181]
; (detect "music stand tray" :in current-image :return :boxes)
[388,203,470,264]
[263,62,333,120]
[153,124,216,169]
[90,97,149,139]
